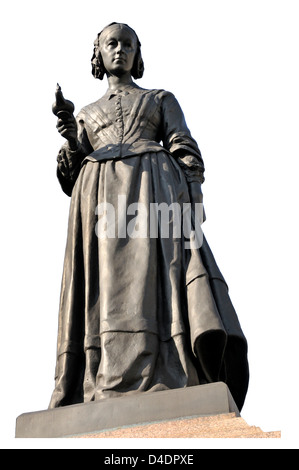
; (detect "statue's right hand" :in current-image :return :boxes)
[56,114,78,150]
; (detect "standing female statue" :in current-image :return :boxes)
[49,22,249,411]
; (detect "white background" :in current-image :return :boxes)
[1,0,298,449]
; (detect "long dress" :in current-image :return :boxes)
[49,84,249,411]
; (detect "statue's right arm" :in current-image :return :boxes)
[56,111,93,196]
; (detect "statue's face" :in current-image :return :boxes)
[100,27,137,77]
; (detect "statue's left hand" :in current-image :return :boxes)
[188,181,203,205]
[188,181,205,226]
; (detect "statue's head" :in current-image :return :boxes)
[91,23,144,80]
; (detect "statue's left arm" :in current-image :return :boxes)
[161,91,205,206]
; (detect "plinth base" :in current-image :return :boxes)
[76,413,281,439]
[16,382,240,438]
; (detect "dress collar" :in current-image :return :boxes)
[104,84,143,100]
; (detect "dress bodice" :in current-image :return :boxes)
[57,85,205,195]
[77,86,202,164]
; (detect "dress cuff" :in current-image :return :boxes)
[177,155,205,184]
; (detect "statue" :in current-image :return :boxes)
[49,22,249,411]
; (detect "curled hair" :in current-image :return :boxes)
[91,22,144,80]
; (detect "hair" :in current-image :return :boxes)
[91,22,144,80]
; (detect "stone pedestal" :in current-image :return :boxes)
[15,382,280,438]
[78,413,280,438]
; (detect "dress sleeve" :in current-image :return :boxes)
[57,110,94,196]
[161,91,205,184]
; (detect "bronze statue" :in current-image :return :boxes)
[49,22,249,411]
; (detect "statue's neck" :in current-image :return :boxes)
[107,73,135,91]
